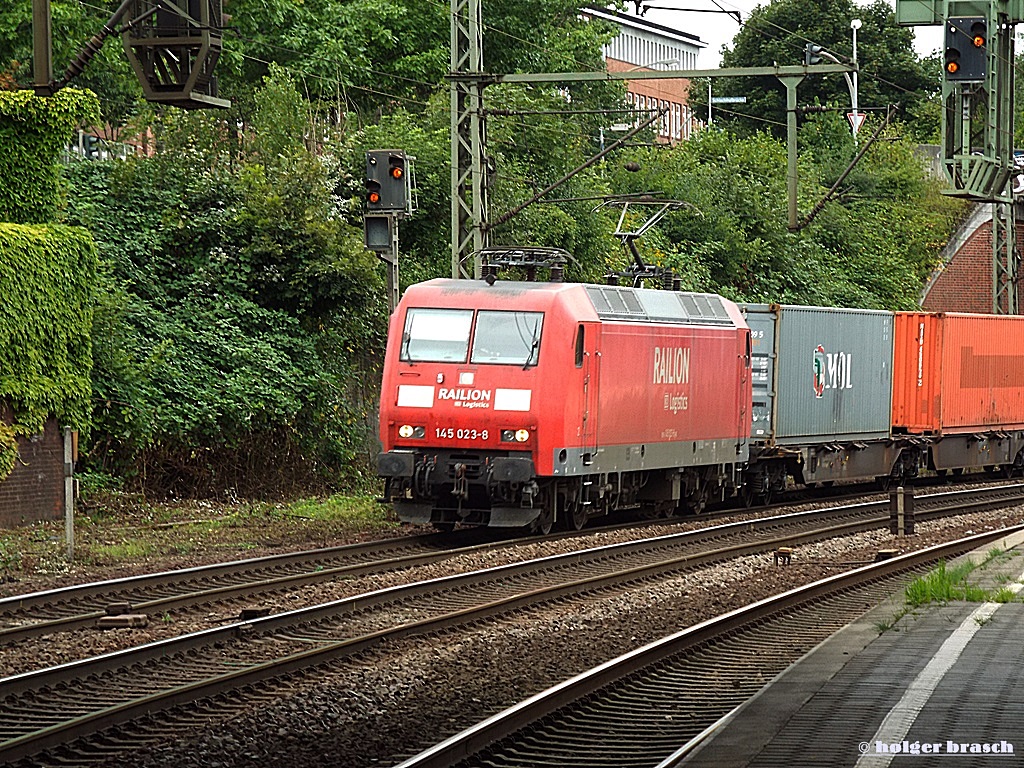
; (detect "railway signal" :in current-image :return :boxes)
[944,17,987,81]
[803,43,824,66]
[364,149,414,313]
[365,149,408,212]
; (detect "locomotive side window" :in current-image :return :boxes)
[401,308,473,362]
[471,311,543,366]
[575,325,584,368]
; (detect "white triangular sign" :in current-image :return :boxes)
[847,112,867,133]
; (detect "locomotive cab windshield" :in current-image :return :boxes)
[400,307,543,366]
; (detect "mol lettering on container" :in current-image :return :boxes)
[812,344,853,398]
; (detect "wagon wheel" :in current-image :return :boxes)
[1012,452,1024,478]
[878,462,905,492]
[741,482,759,508]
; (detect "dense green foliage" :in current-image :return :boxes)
[0,223,98,476]
[0,88,98,482]
[0,1,969,498]
[0,88,98,222]
[66,70,386,496]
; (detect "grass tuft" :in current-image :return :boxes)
[904,561,986,607]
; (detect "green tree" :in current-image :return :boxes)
[66,69,386,496]
[717,0,931,138]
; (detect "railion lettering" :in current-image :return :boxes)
[653,346,690,385]
[438,388,491,402]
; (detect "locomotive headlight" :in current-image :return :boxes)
[398,424,425,439]
[501,429,531,443]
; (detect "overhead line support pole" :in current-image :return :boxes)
[448,2,853,278]
[32,0,53,96]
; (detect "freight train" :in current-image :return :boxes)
[377,251,1024,533]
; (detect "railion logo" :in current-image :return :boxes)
[812,344,853,398]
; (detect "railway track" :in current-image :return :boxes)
[0,527,530,642]
[1,484,1021,765]
[396,526,1024,768]
[2,482,1019,648]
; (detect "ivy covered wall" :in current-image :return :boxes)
[0,89,99,481]
[0,88,98,223]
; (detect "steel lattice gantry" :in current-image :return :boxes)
[450,0,489,279]
[898,0,1020,313]
[123,0,229,110]
[447,0,851,281]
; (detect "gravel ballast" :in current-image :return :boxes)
[86,505,1024,768]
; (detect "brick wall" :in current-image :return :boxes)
[0,406,65,528]
[606,58,693,144]
[921,215,1024,314]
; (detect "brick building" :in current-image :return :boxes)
[0,406,69,528]
[921,203,1024,314]
[584,7,705,144]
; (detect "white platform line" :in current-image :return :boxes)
[854,576,1024,767]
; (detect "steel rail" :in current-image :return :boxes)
[0,526,584,642]
[3,483,1018,645]
[0,505,908,760]
[394,525,1024,768]
[1,485,1021,763]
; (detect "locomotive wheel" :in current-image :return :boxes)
[638,501,674,519]
[532,498,555,535]
[563,498,587,531]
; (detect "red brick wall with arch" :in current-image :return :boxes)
[921,218,1024,314]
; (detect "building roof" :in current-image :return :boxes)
[583,5,706,49]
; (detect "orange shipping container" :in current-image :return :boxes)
[893,313,1024,435]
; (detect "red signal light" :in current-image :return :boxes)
[972,34,985,47]
[946,60,960,74]
[390,165,404,180]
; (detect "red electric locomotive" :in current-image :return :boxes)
[377,257,752,532]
